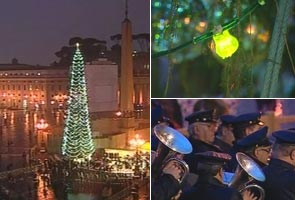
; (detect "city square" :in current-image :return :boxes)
[0,1,150,199]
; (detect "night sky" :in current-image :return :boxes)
[0,0,149,66]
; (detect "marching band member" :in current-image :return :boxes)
[180,151,257,200]
[257,130,295,200]
[232,113,264,141]
[236,126,271,167]
[214,115,236,154]
[151,160,182,200]
[227,113,265,172]
[183,110,221,174]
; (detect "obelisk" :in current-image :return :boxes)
[120,0,134,116]
[120,0,135,148]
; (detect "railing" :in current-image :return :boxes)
[0,147,33,154]
[106,186,131,200]
[0,165,38,179]
[106,177,149,200]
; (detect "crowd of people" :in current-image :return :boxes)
[151,100,295,200]
[0,149,150,199]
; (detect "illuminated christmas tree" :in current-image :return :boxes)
[62,43,95,161]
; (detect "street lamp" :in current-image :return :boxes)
[36,119,49,153]
[129,134,145,152]
[129,134,145,176]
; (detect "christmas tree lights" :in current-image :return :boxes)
[213,30,239,59]
[62,43,95,161]
[152,0,265,59]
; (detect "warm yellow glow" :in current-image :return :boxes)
[36,119,49,130]
[245,24,256,34]
[139,89,143,104]
[76,43,80,48]
[116,111,122,117]
[275,100,283,116]
[184,17,190,24]
[199,21,206,27]
[129,134,145,148]
[258,31,269,43]
[213,30,239,59]
[11,112,14,124]
[195,21,207,33]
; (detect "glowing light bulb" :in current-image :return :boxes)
[213,30,239,59]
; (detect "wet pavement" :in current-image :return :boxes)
[0,109,150,200]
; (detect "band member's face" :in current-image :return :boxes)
[195,122,218,144]
[221,126,235,145]
[245,124,262,136]
[255,146,271,165]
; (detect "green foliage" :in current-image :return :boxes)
[151,0,295,97]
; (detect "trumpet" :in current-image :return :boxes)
[229,152,265,200]
[152,124,192,183]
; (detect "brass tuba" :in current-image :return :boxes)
[229,152,265,200]
[152,124,192,183]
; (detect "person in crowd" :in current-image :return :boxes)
[131,184,139,200]
[151,105,179,181]
[257,130,295,200]
[214,115,236,154]
[226,113,265,172]
[236,126,272,167]
[193,99,230,119]
[151,105,165,151]
[232,112,264,141]
[180,151,257,200]
[183,109,221,174]
[102,182,113,200]
[151,100,183,129]
[151,104,176,151]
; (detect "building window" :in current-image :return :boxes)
[12,85,15,90]
[24,85,26,90]
[58,85,62,90]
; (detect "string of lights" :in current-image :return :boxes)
[152,0,265,59]
[62,43,95,162]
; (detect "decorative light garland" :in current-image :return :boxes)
[62,43,95,161]
[152,0,265,59]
